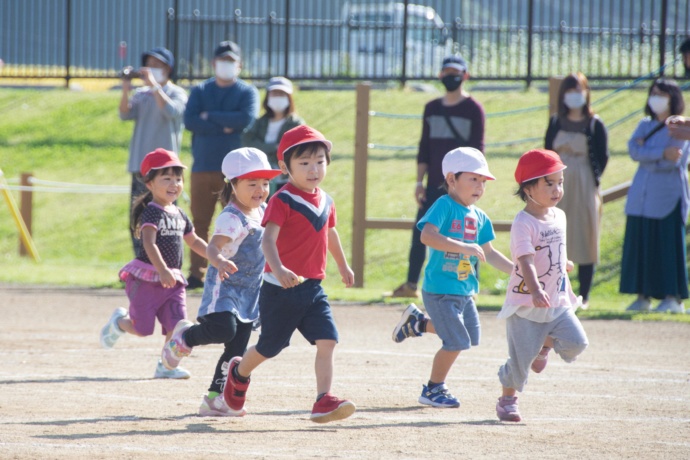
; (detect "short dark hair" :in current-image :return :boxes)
[645,78,685,117]
[283,142,331,172]
[514,177,540,202]
[440,172,462,192]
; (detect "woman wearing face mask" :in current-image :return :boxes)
[242,76,305,196]
[544,72,608,308]
[621,78,689,314]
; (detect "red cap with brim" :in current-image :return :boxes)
[514,149,566,184]
[140,148,186,177]
[277,125,333,162]
[236,169,283,180]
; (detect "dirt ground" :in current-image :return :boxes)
[1,285,689,459]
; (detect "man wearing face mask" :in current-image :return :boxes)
[184,40,259,289]
[119,46,188,256]
[391,55,485,299]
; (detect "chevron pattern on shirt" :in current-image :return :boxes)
[277,189,333,232]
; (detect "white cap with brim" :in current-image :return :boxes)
[222,147,282,181]
[442,147,495,180]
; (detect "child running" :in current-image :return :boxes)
[495,149,588,422]
[223,125,356,423]
[100,148,208,379]
[160,147,281,416]
[392,147,513,408]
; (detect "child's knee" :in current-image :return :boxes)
[555,338,588,362]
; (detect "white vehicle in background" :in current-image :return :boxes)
[341,2,454,77]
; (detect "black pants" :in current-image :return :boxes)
[184,311,254,393]
[406,187,447,285]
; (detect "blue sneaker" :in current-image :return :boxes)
[418,383,460,408]
[392,303,425,343]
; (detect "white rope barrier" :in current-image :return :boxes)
[0,184,129,194]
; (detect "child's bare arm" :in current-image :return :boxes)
[206,234,238,280]
[141,226,176,288]
[184,231,208,259]
[420,223,486,261]
[262,222,299,288]
[328,227,355,287]
[482,241,513,274]
[517,254,550,307]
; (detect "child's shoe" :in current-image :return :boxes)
[153,360,190,379]
[100,307,127,348]
[496,396,521,422]
[223,357,250,412]
[418,383,460,408]
[161,320,193,370]
[530,346,551,373]
[310,393,356,423]
[392,303,425,343]
[626,298,651,312]
[199,394,246,417]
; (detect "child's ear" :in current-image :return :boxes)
[445,172,455,186]
[278,160,289,174]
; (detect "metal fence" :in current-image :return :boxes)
[2,0,690,86]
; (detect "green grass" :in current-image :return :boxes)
[0,82,687,321]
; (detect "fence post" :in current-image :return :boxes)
[352,83,371,288]
[548,76,563,117]
[65,0,71,88]
[401,0,409,88]
[526,0,534,88]
[19,173,33,256]
[659,0,668,75]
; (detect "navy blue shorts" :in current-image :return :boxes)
[255,279,338,358]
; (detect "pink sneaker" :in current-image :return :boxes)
[310,393,356,423]
[530,346,551,374]
[223,357,250,412]
[496,396,521,422]
[161,320,193,370]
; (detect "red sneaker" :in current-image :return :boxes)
[310,393,356,423]
[223,357,250,412]
[530,346,551,374]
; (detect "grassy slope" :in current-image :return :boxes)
[0,83,687,320]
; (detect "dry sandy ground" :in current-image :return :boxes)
[1,285,689,459]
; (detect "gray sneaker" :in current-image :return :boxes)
[100,307,127,348]
[199,394,246,417]
[626,298,651,312]
[154,360,190,379]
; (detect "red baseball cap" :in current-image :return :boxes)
[514,149,566,184]
[277,125,333,162]
[140,148,186,176]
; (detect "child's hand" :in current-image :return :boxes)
[159,268,176,289]
[531,289,551,308]
[217,259,238,280]
[566,260,574,273]
[462,243,486,262]
[274,266,301,289]
[339,264,355,288]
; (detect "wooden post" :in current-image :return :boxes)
[548,76,563,118]
[20,173,33,256]
[351,83,371,288]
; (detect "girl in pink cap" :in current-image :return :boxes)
[495,149,589,422]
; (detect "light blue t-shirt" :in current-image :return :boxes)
[417,195,495,296]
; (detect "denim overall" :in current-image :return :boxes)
[197,205,264,323]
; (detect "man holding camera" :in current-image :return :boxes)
[119,47,188,256]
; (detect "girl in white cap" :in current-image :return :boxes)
[160,147,281,417]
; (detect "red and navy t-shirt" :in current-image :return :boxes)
[138,202,194,269]
[262,183,336,279]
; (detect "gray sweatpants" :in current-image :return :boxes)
[498,309,588,392]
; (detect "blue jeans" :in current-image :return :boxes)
[422,291,480,351]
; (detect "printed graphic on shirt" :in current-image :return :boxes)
[277,190,333,232]
[512,242,567,295]
[158,214,187,237]
[443,216,477,266]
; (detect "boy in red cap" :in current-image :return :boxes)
[224,125,356,423]
[495,149,589,422]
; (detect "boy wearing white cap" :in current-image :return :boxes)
[392,147,512,409]
[161,147,281,417]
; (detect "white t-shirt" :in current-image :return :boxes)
[499,208,580,323]
[264,119,287,144]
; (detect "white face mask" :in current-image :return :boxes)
[215,61,239,81]
[149,68,167,84]
[647,95,670,115]
[563,91,586,109]
[267,96,290,113]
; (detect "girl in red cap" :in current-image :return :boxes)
[495,149,589,422]
[99,149,209,380]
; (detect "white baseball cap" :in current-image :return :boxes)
[221,147,282,180]
[266,76,293,94]
[442,147,495,180]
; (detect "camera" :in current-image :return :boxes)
[119,67,142,80]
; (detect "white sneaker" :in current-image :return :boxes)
[100,307,127,348]
[654,298,685,314]
[199,394,246,417]
[626,298,651,312]
[153,360,190,379]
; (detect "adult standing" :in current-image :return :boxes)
[119,47,188,256]
[544,72,608,307]
[184,41,259,289]
[621,78,689,314]
[242,76,305,195]
[391,55,485,298]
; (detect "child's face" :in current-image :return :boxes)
[232,178,270,211]
[525,171,564,208]
[281,146,328,192]
[446,171,488,207]
[146,169,183,206]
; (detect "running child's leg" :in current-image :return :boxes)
[549,309,588,362]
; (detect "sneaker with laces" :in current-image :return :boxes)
[310,393,356,423]
[418,383,460,408]
[392,303,425,343]
[626,298,651,312]
[100,307,127,349]
[161,320,193,370]
[223,357,250,412]
[531,346,551,373]
[391,282,420,298]
[654,298,685,314]
[153,360,190,379]
[198,394,246,417]
[496,396,521,422]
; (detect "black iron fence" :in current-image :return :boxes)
[1,0,689,86]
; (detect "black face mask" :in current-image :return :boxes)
[441,74,462,92]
